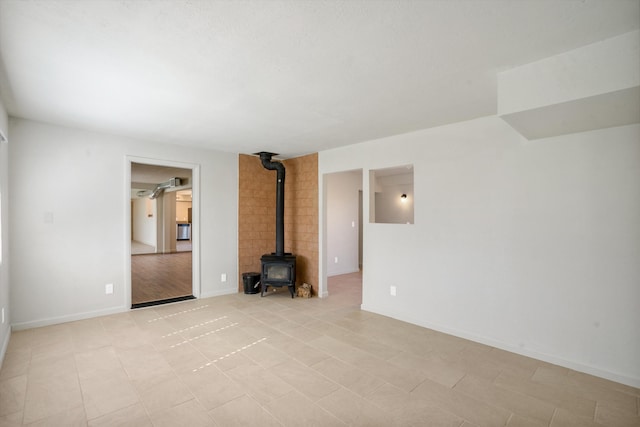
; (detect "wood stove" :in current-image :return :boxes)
[260,254,296,297]
[256,152,296,298]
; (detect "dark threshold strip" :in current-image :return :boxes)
[131,295,195,309]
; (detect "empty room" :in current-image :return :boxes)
[0,1,638,426]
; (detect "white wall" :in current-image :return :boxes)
[498,30,640,141]
[9,118,238,328]
[319,117,640,387]
[131,197,156,247]
[0,99,10,365]
[498,30,639,114]
[176,200,191,222]
[325,170,361,277]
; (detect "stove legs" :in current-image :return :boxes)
[259,283,295,298]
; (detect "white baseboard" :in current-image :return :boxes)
[327,268,360,277]
[361,303,640,389]
[12,290,244,331]
[11,306,129,331]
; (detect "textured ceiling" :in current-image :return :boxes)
[0,0,638,158]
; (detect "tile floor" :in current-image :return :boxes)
[1,272,638,426]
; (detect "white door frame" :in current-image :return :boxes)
[320,168,364,299]
[124,155,201,309]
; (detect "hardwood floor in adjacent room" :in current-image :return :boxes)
[131,252,192,305]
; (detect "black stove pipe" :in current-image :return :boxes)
[257,152,285,257]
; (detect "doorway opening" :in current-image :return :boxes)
[323,169,363,301]
[126,158,200,309]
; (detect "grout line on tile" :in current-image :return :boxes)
[549,407,558,426]
[450,373,466,390]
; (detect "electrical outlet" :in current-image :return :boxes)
[390,286,397,296]
[334,257,338,264]
[221,273,227,282]
[105,283,113,295]
[1,308,4,324]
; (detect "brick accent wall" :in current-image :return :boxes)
[237,153,319,295]
[283,153,319,294]
[238,154,276,285]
